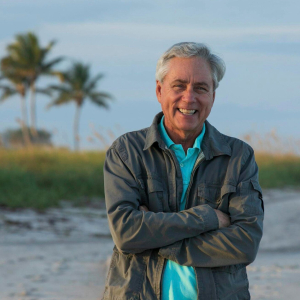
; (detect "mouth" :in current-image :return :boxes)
[178,108,196,115]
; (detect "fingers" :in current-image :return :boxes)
[214,209,231,228]
[139,205,149,212]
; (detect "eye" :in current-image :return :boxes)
[195,86,208,93]
[172,84,185,91]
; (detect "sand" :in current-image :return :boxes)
[1,189,300,300]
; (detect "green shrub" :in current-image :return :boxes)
[0,149,105,209]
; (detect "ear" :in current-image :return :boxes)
[156,80,162,103]
[212,91,216,105]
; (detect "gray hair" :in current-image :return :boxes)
[155,42,226,90]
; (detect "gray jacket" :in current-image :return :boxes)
[103,112,264,300]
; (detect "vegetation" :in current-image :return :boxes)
[0,148,299,210]
[2,128,52,148]
[0,32,113,150]
[256,152,300,188]
[47,62,113,151]
[0,31,298,211]
[0,149,106,210]
[1,32,63,137]
[0,68,31,146]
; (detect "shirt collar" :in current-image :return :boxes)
[158,115,205,151]
[144,112,232,159]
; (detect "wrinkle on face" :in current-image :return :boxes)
[156,57,215,151]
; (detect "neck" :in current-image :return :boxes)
[164,124,203,153]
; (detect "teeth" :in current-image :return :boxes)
[179,108,196,115]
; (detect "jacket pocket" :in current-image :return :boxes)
[238,179,264,215]
[212,264,250,300]
[198,184,221,209]
[146,179,165,212]
[103,247,145,300]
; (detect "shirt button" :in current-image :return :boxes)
[180,163,184,167]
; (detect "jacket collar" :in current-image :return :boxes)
[201,120,232,159]
[143,112,165,151]
[144,112,232,159]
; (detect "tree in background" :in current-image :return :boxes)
[47,62,113,151]
[2,128,52,148]
[1,32,63,137]
[0,70,31,146]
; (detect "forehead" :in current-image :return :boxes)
[165,56,213,84]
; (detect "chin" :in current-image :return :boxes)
[178,126,197,133]
[178,122,198,130]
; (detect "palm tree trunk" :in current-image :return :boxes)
[74,104,81,151]
[30,82,38,139]
[20,95,31,147]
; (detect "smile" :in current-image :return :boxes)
[178,108,196,115]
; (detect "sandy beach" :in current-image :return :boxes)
[1,188,300,300]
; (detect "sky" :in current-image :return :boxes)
[0,0,299,150]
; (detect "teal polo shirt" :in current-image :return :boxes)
[159,116,206,300]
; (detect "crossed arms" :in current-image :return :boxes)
[104,146,264,268]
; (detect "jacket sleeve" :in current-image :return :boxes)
[104,146,219,254]
[158,148,264,267]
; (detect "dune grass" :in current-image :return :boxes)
[0,147,299,209]
[0,148,106,210]
[255,152,300,188]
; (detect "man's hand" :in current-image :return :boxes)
[139,205,149,212]
[214,209,231,228]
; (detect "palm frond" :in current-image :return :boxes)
[89,97,110,109]
[0,86,18,102]
[42,57,64,73]
[46,62,114,117]
[3,32,62,86]
[36,88,52,97]
[89,91,113,100]
[47,93,73,109]
[48,71,65,82]
[40,40,57,62]
[46,40,56,51]
[70,63,90,89]
[49,84,72,93]
[84,73,103,92]
[12,32,39,66]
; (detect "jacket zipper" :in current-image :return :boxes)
[184,151,206,210]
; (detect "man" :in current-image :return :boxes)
[103,42,264,300]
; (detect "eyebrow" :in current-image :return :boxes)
[171,79,210,88]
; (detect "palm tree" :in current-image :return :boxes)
[47,62,113,151]
[0,71,31,146]
[1,32,63,136]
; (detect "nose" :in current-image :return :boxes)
[182,86,195,103]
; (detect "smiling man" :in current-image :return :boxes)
[156,56,215,152]
[103,42,264,300]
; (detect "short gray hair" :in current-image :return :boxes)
[155,42,226,90]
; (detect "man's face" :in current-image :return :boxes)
[156,56,215,140]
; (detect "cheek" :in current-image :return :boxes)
[198,100,213,116]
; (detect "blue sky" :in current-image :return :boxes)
[0,0,299,150]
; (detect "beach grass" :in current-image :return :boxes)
[0,148,299,209]
[256,152,300,188]
[0,148,105,210]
